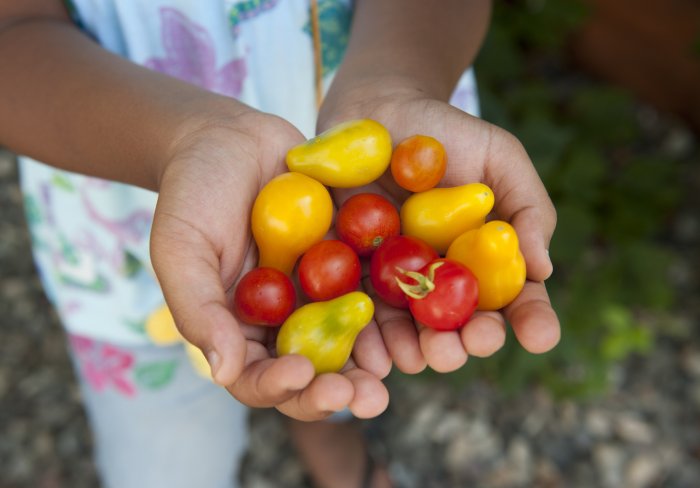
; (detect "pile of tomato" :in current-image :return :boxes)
[233,119,527,374]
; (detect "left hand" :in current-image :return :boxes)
[317,89,560,374]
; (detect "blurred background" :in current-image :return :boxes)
[1,0,699,486]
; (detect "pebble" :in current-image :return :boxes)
[585,409,613,438]
[593,443,626,488]
[625,452,662,488]
[681,348,700,378]
[614,413,655,445]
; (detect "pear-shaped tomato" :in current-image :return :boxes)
[400,182,494,254]
[286,119,392,188]
[276,291,374,374]
[446,220,526,310]
[252,172,333,275]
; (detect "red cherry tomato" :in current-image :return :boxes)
[298,239,361,301]
[369,235,438,309]
[335,193,400,257]
[397,258,478,331]
[390,135,447,192]
[233,267,296,326]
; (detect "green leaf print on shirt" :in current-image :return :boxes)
[22,195,49,251]
[122,250,144,278]
[51,173,76,192]
[229,0,280,34]
[56,235,110,292]
[122,318,147,336]
[304,0,352,76]
[134,360,178,390]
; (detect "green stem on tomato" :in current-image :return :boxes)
[394,261,444,300]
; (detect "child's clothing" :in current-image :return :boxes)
[17,1,479,486]
[69,334,248,488]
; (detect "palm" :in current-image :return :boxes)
[150,113,390,420]
[330,97,560,374]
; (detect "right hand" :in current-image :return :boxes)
[150,110,390,421]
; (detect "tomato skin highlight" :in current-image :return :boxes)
[399,258,479,331]
[390,135,447,192]
[233,267,296,326]
[370,235,439,309]
[298,240,361,301]
[336,193,400,257]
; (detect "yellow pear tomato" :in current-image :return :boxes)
[400,182,495,254]
[251,172,333,275]
[446,220,526,310]
[286,119,392,188]
[276,291,374,374]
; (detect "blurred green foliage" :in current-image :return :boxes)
[446,0,683,397]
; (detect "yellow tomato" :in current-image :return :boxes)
[276,291,374,374]
[286,119,392,188]
[400,182,494,254]
[446,220,526,310]
[252,172,333,275]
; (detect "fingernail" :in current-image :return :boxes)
[206,349,221,379]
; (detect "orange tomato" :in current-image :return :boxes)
[390,135,447,192]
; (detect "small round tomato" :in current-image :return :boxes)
[298,240,361,301]
[233,267,296,326]
[390,135,447,192]
[335,193,400,256]
[396,258,478,331]
[369,235,438,309]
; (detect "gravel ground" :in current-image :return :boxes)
[1,123,699,488]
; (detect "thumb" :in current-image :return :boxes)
[150,229,246,386]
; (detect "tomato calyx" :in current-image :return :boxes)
[395,261,445,299]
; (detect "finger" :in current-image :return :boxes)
[276,373,355,422]
[460,311,507,358]
[484,128,556,282]
[504,280,560,354]
[343,368,390,419]
[374,299,427,374]
[227,354,316,408]
[151,230,246,386]
[352,321,392,379]
[418,328,468,373]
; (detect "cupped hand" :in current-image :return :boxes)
[150,110,389,420]
[318,93,561,374]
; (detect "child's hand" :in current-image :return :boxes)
[150,111,389,420]
[318,92,560,374]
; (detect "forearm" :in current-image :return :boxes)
[322,0,491,120]
[0,18,252,191]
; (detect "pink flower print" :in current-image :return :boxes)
[145,7,247,97]
[69,334,136,397]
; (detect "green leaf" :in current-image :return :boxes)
[122,251,143,278]
[514,114,575,181]
[134,360,178,390]
[51,172,76,191]
[548,201,595,264]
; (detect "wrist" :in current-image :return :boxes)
[318,74,431,134]
[156,95,258,190]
